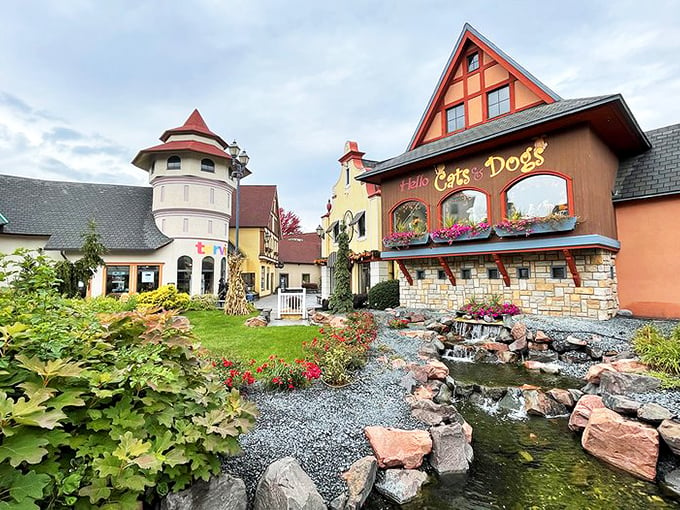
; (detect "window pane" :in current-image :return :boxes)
[441,190,487,225]
[177,256,192,293]
[137,265,159,293]
[106,265,130,294]
[467,53,479,72]
[446,104,465,132]
[393,201,427,233]
[167,156,181,170]
[202,256,214,294]
[488,86,509,118]
[506,175,569,219]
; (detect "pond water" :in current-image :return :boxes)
[366,361,678,509]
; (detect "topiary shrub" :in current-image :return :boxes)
[0,251,257,508]
[367,279,400,310]
[137,284,191,311]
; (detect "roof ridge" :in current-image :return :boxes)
[0,173,149,190]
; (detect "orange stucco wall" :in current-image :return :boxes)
[616,196,680,318]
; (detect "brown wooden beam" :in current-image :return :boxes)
[492,253,511,287]
[437,256,456,286]
[562,249,581,287]
[396,260,413,286]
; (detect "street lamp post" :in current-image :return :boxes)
[228,140,250,252]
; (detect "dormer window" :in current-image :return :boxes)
[201,158,215,173]
[488,85,510,119]
[467,53,479,72]
[167,155,181,170]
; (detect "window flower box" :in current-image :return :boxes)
[493,215,577,238]
[430,222,492,244]
[383,231,429,249]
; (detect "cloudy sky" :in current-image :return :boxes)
[1,1,679,231]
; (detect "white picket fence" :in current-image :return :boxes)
[276,287,307,320]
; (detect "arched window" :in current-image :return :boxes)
[440,189,487,226]
[167,155,181,170]
[201,158,215,172]
[177,256,192,293]
[220,257,227,280]
[392,200,428,233]
[202,256,214,294]
[505,174,570,219]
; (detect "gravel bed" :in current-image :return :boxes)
[222,313,424,503]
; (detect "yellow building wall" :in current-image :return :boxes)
[230,227,276,296]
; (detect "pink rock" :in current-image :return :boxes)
[548,388,575,408]
[568,395,605,431]
[582,408,659,482]
[413,386,435,401]
[585,363,616,384]
[511,322,527,341]
[426,361,449,380]
[524,361,543,371]
[244,317,268,327]
[611,359,648,374]
[408,365,430,383]
[479,342,509,352]
[391,359,407,369]
[535,330,552,343]
[462,420,473,444]
[497,351,517,364]
[364,427,433,469]
[527,342,549,351]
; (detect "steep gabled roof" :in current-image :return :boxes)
[614,123,680,202]
[0,174,172,251]
[409,23,560,150]
[160,109,228,148]
[279,233,321,264]
[233,185,278,228]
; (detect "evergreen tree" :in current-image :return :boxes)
[55,220,106,297]
[329,222,353,314]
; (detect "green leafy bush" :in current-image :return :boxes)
[0,251,257,509]
[368,279,400,310]
[137,284,191,311]
[633,324,680,376]
[186,294,218,311]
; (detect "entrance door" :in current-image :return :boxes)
[279,273,289,290]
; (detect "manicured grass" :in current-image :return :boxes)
[185,310,319,363]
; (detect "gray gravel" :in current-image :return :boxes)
[222,313,424,503]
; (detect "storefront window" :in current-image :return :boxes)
[106,265,130,294]
[242,272,255,291]
[220,257,227,280]
[136,265,160,293]
[441,190,487,226]
[505,174,569,219]
[177,256,192,293]
[202,256,214,294]
[392,200,427,233]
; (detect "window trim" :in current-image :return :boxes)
[201,158,215,173]
[486,84,511,119]
[445,103,466,133]
[388,198,430,234]
[461,268,472,280]
[436,186,491,228]
[467,52,479,72]
[517,267,530,279]
[487,267,500,280]
[167,155,181,170]
[551,266,567,279]
[500,171,574,221]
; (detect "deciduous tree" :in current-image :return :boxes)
[279,208,302,237]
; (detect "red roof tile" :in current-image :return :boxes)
[279,233,321,264]
[160,109,228,148]
[136,140,231,160]
[233,185,278,227]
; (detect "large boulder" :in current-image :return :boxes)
[523,389,568,417]
[581,408,659,482]
[364,427,432,469]
[599,371,661,395]
[341,456,377,510]
[568,395,605,432]
[548,389,575,408]
[374,469,428,505]
[426,360,450,381]
[661,468,680,499]
[429,423,474,475]
[253,457,326,510]
[510,322,527,341]
[602,393,642,415]
[161,473,247,510]
[658,419,680,456]
[409,398,460,426]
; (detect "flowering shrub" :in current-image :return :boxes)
[212,358,257,388]
[388,318,410,329]
[458,296,521,320]
[493,214,573,236]
[383,231,420,246]
[258,356,322,390]
[304,311,378,385]
[431,221,490,242]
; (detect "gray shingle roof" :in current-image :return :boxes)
[614,124,680,202]
[0,175,172,251]
[360,96,618,179]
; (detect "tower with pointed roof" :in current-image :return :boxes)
[132,110,248,294]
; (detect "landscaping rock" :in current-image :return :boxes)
[585,345,604,360]
[245,316,268,327]
[409,399,460,426]
[566,335,587,347]
[523,389,568,417]
[659,419,680,456]
[526,350,559,363]
[551,338,576,353]
[602,394,641,415]
[498,328,513,343]
[599,371,661,395]
[580,382,601,395]
[497,351,518,364]
[508,337,527,352]
[661,469,680,499]
[548,388,575,408]
[585,363,617,384]
[534,330,552,343]
[429,423,474,475]
[426,360,450,381]
[409,313,426,323]
[433,383,453,405]
[581,407,659,482]
[510,322,527,341]
[364,427,432,469]
[560,351,590,364]
[637,403,673,424]
[479,341,508,352]
[407,365,430,384]
[413,385,436,401]
[498,387,524,414]
[426,321,448,334]
[374,469,428,505]
[474,349,499,363]
[432,337,446,353]
[478,385,507,401]
[523,361,560,374]
[400,372,418,393]
[568,395,605,432]
[568,389,584,403]
[418,342,440,359]
[454,381,475,398]
[329,316,348,329]
[253,457,326,510]
[527,341,550,351]
[341,456,377,510]
[161,473,247,510]
[330,493,348,510]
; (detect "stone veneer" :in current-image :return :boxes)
[398,249,618,320]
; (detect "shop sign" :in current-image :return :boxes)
[141,271,155,283]
[195,241,228,256]
[398,138,548,193]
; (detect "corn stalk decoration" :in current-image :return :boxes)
[224,254,250,315]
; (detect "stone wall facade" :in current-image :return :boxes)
[398,249,618,320]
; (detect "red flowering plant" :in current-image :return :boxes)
[431,221,490,242]
[382,231,419,246]
[458,296,521,320]
[257,356,322,391]
[387,318,410,329]
[210,357,257,389]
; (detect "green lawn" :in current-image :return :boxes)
[185,310,319,363]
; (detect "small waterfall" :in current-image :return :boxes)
[442,345,476,362]
[452,320,506,341]
[476,397,501,415]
